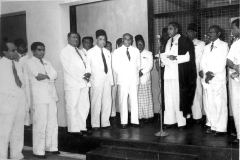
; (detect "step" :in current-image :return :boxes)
[86,146,198,160]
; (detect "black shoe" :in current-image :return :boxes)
[144,118,153,123]
[213,131,226,136]
[33,154,47,159]
[81,130,92,135]
[68,132,83,136]
[102,126,112,130]
[163,124,174,129]
[121,124,127,129]
[131,123,143,127]
[205,128,215,134]
[195,119,202,124]
[233,139,239,143]
[92,127,100,131]
[178,126,186,131]
[46,151,60,155]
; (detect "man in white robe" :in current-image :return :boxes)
[199,25,229,135]
[0,42,25,159]
[27,42,60,158]
[60,32,91,135]
[112,33,141,129]
[86,30,114,130]
[227,18,240,142]
[186,23,205,122]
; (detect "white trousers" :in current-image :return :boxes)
[91,77,111,128]
[164,80,186,127]
[65,87,90,132]
[0,97,25,159]
[111,85,117,117]
[203,82,228,132]
[118,84,139,125]
[32,99,58,155]
[192,75,203,120]
[229,78,240,139]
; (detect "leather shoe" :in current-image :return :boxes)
[33,154,47,159]
[68,132,83,136]
[121,124,127,129]
[233,139,239,143]
[178,126,186,131]
[102,126,112,130]
[213,131,226,136]
[92,127,100,131]
[131,123,143,127]
[205,128,215,134]
[81,130,92,135]
[163,124,174,129]
[46,151,60,155]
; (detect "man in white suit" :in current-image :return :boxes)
[60,32,91,135]
[86,29,113,130]
[199,25,229,136]
[135,35,154,123]
[112,33,141,129]
[0,42,25,159]
[27,42,60,159]
[186,23,205,123]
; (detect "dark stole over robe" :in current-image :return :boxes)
[163,35,197,117]
[178,35,197,117]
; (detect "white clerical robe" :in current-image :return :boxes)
[27,56,59,155]
[60,44,90,132]
[200,38,229,132]
[227,38,240,139]
[86,45,114,128]
[112,45,140,125]
[192,39,205,120]
[161,34,190,127]
[0,57,25,159]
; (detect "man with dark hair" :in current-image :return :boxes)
[60,32,91,135]
[86,29,113,130]
[112,33,141,129]
[0,42,26,159]
[200,25,229,136]
[80,37,92,57]
[227,18,240,142]
[135,34,154,123]
[89,36,94,48]
[160,22,196,130]
[27,42,60,158]
[186,23,205,123]
[105,41,112,53]
[116,38,123,49]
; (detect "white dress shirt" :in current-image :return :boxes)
[140,49,153,84]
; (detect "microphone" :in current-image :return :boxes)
[156,35,161,43]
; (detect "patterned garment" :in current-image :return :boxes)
[138,83,154,119]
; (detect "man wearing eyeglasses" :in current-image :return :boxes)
[27,42,60,159]
[199,25,229,136]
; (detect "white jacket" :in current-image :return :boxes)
[60,44,88,90]
[27,56,58,104]
[86,45,114,88]
[140,49,153,84]
[112,45,141,85]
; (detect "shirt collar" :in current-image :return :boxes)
[172,34,180,42]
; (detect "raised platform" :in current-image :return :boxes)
[24,115,239,160]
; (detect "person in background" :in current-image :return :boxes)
[86,29,114,131]
[200,25,229,136]
[186,23,205,124]
[89,37,94,48]
[27,42,60,159]
[116,38,123,49]
[160,22,196,130]
[80,37,92,57]
[15,38,31,126]
[135,34,154,124]
[0,42,26,159]
[112,33,141,129]
[226,18,240,142]
[60,32,92,136]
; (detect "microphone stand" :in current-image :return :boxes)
[155,43,169,137]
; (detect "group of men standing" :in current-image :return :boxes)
[159,19,239,143]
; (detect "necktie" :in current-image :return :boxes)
[40,59,44,66]
[126,48,131,61]
[210,42,214,52]
[170,38,174,49]
[12,61,22,88]
[101,49,108,74]
[75,47,86,68]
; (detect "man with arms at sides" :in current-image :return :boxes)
[0,42,25,159]
[80,37,92,57]
[27,42,60,159]
[186,23,205,124]
[86,29,113,131]
[15,38,32,126]
[199,25,229,136]
[112,33,141,129]
[60,32,91,135]
[226,18,240,142]
[135,34,154,124]
[160,22,196,130]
